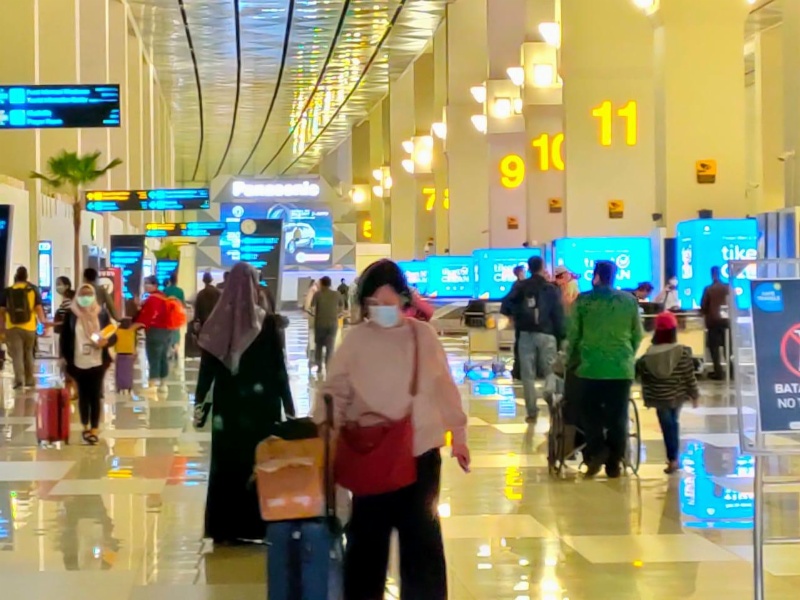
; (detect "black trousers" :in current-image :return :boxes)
[706,324,728,377]
[578,378,632,468]
[314,325,337,369]
[72,365,105,429]
[344,450,446,600]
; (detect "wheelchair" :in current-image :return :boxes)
[548,392,642,478]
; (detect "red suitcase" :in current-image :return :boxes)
[36,388,71,445]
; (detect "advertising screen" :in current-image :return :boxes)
[553,237,652,293]
[425,256,474,298]
[676,218,758,310]
[109,235,145,301]
[37,241,53,317]
[220,203,332,268]
[0,84,120,129]
[397,260,428,295]
[473,248,542,300]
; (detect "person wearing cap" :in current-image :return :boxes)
[566,260,642,478]
[636,311,699,474]
[554,266,579,308]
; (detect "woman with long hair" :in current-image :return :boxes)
[192,262,295,544]
[58,284,116,445]
[316,259,469,599]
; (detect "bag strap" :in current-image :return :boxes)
[408,318,420,397]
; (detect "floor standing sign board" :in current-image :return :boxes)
[750,279,800,432]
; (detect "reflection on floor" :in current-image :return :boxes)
[0,317,799,599]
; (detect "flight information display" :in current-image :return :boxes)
[85,188,210,212]
[0,206,10,288]
[0,84,120,129]
[155,259,179,285]
[109,235,145,300]
[235,219,284,295]
[145,222,228,238]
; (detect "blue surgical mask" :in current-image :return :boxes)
[368,305,401,328]
[76,296,94,308]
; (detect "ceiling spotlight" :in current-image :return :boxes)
[372,168,383,181]
[351,188,367,204]
[420,135,434,148]
[632,0,655,9]
[431,122,447,140]
[372,185,384,198]
[507,67,525,87]
[470,85,487,104]
[401,159,415,174]
[416,149,433,167]
[513,98,523,114]
[539,22,561,47]
[383,175,393,189]
[470,114,487,134]
[402,140,414,154]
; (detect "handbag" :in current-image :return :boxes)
[334,320,419,496]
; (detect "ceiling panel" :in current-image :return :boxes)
[127,0,447,183]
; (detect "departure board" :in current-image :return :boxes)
[109,235,145,300]
[145,222,228,238]
[0,84,120,129]
[85,188,211,212]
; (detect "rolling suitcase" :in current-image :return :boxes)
[36,387,71,445]
[115,353,135,393]
[265,395,342,600]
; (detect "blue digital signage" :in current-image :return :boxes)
[155,259,179,286]
[397,260,428,295]
[0,84,120,129]
[553,237,652,293]
[473,248,542,300]
[425,256,474,298]
[109,235,145,300]
[0,206,11,287]
[676,218,758,310]
[145,222,228,238]
[220,203,332,268]
[85,188,210,212]
[37,241,53,317]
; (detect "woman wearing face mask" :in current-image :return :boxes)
[53,276,75,334]
[133,276,172,392]
[59,285,116,444]
[655,277,681,312]
[315,259,470,600]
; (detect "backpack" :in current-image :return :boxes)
[6,285,32,325]
[164,297,187,329]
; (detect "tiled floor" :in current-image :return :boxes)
[1,317,799,599]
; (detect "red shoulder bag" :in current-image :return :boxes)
[334,320,419,496]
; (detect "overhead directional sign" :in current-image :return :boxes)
[84,188,211,212]
[145,222,227,238]
[0,84,120,129]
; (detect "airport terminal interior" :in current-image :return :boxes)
[3,0,800,598]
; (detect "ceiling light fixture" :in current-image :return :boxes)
[532,64,555,88]
[402,140,414,154]
[507,67,525,87]
[401,159,415,174]
[372,185,384,198]
[539,22,561,47]
[351,188,367,204]
[383,175,393,189]
[493,97,513,119]
[470,85,487,104]
[420,135,434,148]
[372,168,383,181]
[513,98,523,114]
[471,114,487,134]
[431,122,447,140]
[632,0,655,9]
[416,149,433,167]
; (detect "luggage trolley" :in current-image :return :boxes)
[462,301,513,377]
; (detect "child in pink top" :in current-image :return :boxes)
[315,259,468,600]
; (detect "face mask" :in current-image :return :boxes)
[56,285,67,294]
[76,296,94,308]
[369,305,401,328]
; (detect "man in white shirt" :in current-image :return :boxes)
[655,277,681,311]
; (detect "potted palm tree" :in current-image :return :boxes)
[31,150,122,278]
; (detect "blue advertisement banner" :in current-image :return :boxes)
[220,203,332,268]
[425,256,474,298]
[751,279,800,432]
[553,237,652,293]
[397,260,428,295]
[676,218,758,310]
[473,248,542,300]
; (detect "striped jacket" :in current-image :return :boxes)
[636,344,699,410]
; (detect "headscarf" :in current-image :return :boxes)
[70,284,101,338]
[198,262,267,374]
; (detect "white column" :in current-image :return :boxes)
[784,1,800,207]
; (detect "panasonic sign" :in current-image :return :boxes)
[231,180,321,199]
